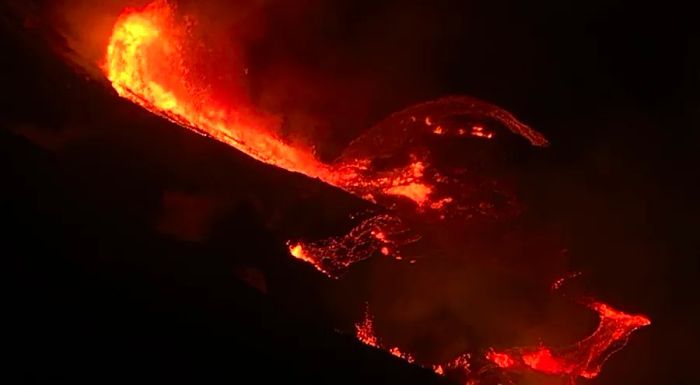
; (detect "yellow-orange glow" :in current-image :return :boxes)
[104,0,333,182]
[471,125,494,139]
[103,0,553,278]
[289,243,306,260]
[357,309,469,377]
[101,3,649,384]
[355,310,380,348]
[486,351,515,368]
[288,243,332,277]
[103,0,479,211]
[355,309,414,363]
[385,182,432,206]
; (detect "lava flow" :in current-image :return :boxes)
[355,307,473,379]
[103,0,547,202]
[288,214,419,277]
[104,0,330,180]
[356,307,416,364]
[103,0,549,276]
[358,302,650,384]
[102,2,651,384]
[486,301,651,380]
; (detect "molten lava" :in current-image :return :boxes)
[104,0,330,180]
[102,2,651,384]
[104,0,444,206]
[103,1,550,277]
[288,214,419,277]
[358,302,649,383]
[354,308,416,364]
[486,301,651,380]
[355,307,472,380]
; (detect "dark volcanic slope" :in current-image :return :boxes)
[1,19,444,385]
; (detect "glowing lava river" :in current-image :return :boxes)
[102,1,650,384]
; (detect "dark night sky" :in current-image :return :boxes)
[2,1,698,384]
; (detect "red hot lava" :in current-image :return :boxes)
[101,1,651,384]
[357,303,649,384]
[355,307,416,364]
[486,301,651,380]
[103,0,550,276]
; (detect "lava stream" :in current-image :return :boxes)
[102,2,651,384]
[103,0,550,275]
[357,302,650,384]
[104,0,546,214]
[485,301,651,380]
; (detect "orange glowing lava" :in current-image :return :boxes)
[104,0,547,214]
[359,301,649,383]
[486,351,515,368]
[104,0,434,210]
[486,301,651,380]
[102,3,650,384]
[103,0,552,277]
[286,214,418,277]
[355,307,471,378]
[355,308,415,363]
[355,309,380,348]
[104,0,331,181]
[288,243,333,277]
